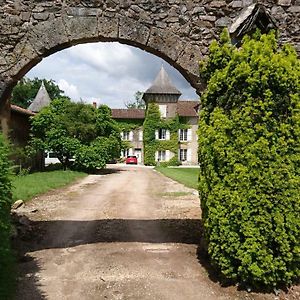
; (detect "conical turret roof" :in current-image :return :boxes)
[28,81,51,112]
[144,66,182,95]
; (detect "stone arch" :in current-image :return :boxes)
[0,0,299,123]
[0,14,204,105]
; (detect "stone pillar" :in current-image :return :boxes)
[0,78,13,137]
[0,98,11,137]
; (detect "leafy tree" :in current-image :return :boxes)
[124,91,145,109]
[11,77,68,108]
[198,30,300,288]
[30,99,121,170]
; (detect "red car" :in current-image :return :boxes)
[126,155,138,165]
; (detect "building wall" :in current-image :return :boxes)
[9,111,31,147]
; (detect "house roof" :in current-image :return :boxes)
[111,101,200,119]
[229,3,276,39]
[28,81,51,112]
[177,101,200,117]
[111,109,145,119]
[144,65,182,95]
[11,104,35,116]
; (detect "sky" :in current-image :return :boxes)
[26,42,198,108]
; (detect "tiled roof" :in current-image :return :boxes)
[144,66,181,95]
[11,104,35,116]
[111,109,145,119]
[28,81,51,112]
[177,101,200,117]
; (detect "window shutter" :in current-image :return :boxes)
[155,130,159,140]
[155,151,158,161]
[166,130,170,140]
[120,132,123,139]
[187,149,192,162]
[139,130,143,141]
[166,150,170,161]
[178,129,181,141]
[187,129,192,141]
[129,131,133,141]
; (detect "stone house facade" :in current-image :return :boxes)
[112,66,200,165]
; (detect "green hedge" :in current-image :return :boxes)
[199,31,300,288]
[0,134,14,298]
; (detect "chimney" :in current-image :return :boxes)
[92,102,97,108]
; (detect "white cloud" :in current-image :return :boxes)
[26,42,198,108]
[58,79,80,101]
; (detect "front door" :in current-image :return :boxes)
[134,148,142,164]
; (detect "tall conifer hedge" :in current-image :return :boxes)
[198,31,300,288]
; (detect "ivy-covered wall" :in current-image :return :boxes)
[143,103,189,166]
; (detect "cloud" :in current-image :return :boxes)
[26,42,198,108]
[58,79,80,101]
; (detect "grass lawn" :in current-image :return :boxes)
[12,170,87,202]
[155,167,199,190]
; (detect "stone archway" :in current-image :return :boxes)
[0,1,299,131]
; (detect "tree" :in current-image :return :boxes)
[11,77,68,108]
[198,30,300,288]
[124,91,145,109]
[30,99,121,170]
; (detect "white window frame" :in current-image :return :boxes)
[157,150,166,162]
[121,131,130,141]
[179,129,188,141]
[158,128,166,140]
[159,105,167,118]
[179,149,188,162]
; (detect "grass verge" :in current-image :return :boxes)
[12,170,87,202]
[155,167,199,190]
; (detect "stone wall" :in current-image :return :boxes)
[0,0,299,116]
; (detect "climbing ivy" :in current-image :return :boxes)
[143,103,189,166]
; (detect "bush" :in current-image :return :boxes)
[199,31,300,288]
[0,134,14,297]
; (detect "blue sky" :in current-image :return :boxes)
[27,42,198,108]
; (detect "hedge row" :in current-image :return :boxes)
[198,31,300,288]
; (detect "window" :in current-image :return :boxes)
[158,150,166,161]
[158,128,166,140]
[179,128,192,142]
[179,149,187,161]
[121,131,130,140]
[159,105,167,118]
[179,129,188,141]
[139,130,143,141]
[121,149,129,158]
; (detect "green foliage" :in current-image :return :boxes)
[199,30,300,288]
[143,103,161,165]
[12,170,86,201]
[0,134,15,298]
[143,103,187,166]
[155,167,199,189]
[124,91,145,109]
[75,136,120,171]
[30,100,121,170]
[11,77,68,108]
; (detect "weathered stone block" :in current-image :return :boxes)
[278,0,292,6]
[215,16,231,27]
[147,28,184,62]
[65,16,98,42]
[288,6,300,13]
[98,16,118,39]
[119,18,150,46]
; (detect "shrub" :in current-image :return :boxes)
[0,134,14,297]
[198,31,300,288]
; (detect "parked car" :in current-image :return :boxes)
[126,155,138,165]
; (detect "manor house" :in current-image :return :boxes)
[112,66,200,165]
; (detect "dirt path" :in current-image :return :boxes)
[14,165,287,300]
